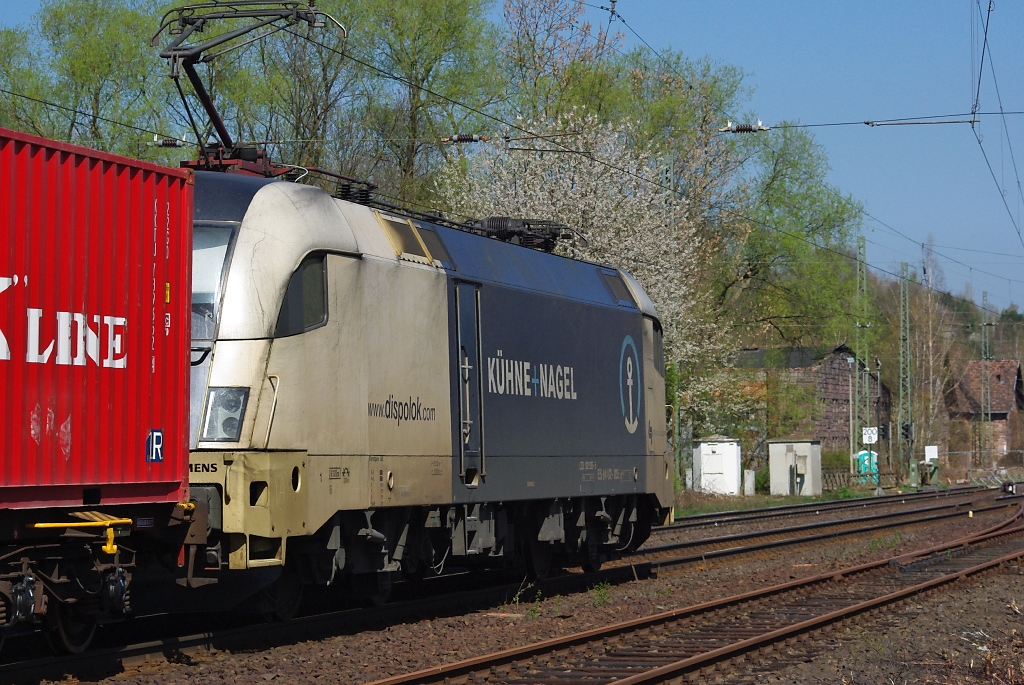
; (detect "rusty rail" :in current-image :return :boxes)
[663,484,983,531]
[1,494,1011,683]
[364,504,1024,685]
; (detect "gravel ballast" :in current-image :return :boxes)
[63,501,1024,684]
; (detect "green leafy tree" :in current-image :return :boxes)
[721,125,863,346]
[358,0,500,204]
[0,27,53,134]
[500,0,623,121]
[36,0,171,154]
[209,0,373,173]
[1000,304,1024,324]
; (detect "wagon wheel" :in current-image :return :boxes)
[46,600,96,655]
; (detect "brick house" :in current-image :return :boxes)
[733,344,892,454]
[946,359,1023,462]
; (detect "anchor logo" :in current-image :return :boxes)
[619,336,641,434]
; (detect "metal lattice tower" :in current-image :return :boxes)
[898,263,912,467]
[853,237,869,455]
[980,291,993,467]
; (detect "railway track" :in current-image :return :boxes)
[659,485,984,531]
[1,492,1011,683]
[634,498,986,564]
[364,504,1024,685]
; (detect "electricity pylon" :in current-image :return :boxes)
[980,292,993,467]
[898,263,912,472]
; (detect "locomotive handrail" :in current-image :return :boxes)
[264,375,281,449]
[190,345,212,366]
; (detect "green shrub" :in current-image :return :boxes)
[821,450,850,469]
[591,581,611,607]
[754,469,770,494]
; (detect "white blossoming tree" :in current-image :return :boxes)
[435,111,731,409]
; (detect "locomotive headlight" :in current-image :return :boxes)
[201,387,249,442]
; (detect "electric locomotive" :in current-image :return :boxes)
[135,0,673,617]
[174,171,674,614]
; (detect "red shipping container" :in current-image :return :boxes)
[0,128,191,509]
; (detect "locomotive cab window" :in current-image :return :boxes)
[275,253,327,337]
[192,222,239,341]
[599,269,637,308]
[376,212,433,265]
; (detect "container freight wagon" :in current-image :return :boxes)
[0,127,195,652]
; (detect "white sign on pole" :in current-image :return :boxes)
[925,445,938,463]
[862,426,878,445]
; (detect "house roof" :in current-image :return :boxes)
[947,360,1023,415]
[693,435,739,443]
[733,344,855,370]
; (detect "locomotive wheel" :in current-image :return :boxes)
[261,568,304,622]
[352,572,392,607]
[46,601,96,654]
[528,540,553,580]
[581,543,603,574]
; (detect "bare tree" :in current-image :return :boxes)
[912,245,971,462]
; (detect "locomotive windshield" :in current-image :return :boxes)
[192,222,238,341]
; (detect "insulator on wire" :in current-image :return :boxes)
[146,135,188,148]
[442,134,491,143]
[717,120,770,134]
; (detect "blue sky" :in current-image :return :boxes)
[4,1,1023,311]
[614,1,1024,313]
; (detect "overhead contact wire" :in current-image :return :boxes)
[2,29,1004,320]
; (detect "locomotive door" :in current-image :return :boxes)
[456,282,484,485]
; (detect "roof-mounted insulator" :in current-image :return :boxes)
[442,134,491,143]
[333,181,372,204]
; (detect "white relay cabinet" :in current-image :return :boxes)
[768,439,822,497]
[692,438,742,496]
